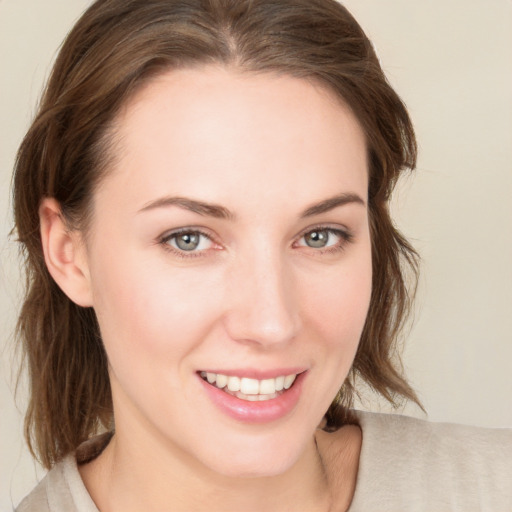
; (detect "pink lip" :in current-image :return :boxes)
[198,371,307,424]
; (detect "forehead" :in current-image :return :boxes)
[99,66,368,214]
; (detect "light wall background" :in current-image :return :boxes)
[1,0,511,509]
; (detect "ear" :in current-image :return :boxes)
[39,198,93,307]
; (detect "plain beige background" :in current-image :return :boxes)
[1,0,511,509]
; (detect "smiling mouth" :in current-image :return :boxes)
[199,371,298,402]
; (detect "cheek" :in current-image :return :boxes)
[89,250,224,366]
[292,251,372,417]
[301,256,372,348]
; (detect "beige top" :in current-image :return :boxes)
[16,411,512,512]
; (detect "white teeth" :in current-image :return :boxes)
[283,374,296,389]
[275,376,285,391]
[227,375,241,392]
[259,378,276,395]
[233,390,278,402]
[215,373,228,389]
[240,377,260,395]
[201,371,299,396]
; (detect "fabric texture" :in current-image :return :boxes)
[15,411,512,512]
[348,411,512,511]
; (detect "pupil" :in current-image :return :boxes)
[306,230,328,248]
[176,233,199,251]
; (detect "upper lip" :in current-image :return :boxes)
[197,368,307,380]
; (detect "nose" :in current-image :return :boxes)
[222,247,301,348]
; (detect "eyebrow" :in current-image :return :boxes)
[300,192,366,217]
[138,192,365,220]
[139,196,235,220]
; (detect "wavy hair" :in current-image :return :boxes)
[13,0,420,468]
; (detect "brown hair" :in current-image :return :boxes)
[13,0,420,469]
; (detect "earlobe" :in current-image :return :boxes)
[39,198,93,307]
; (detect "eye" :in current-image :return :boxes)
[161,229,214,253]
[296,227,352,252]
[303,229,333,248]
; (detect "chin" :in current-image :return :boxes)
[195,435,307,479]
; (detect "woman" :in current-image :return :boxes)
[12,0,511,510]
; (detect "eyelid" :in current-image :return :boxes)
[295,223,352,241]
[293,224,354,253]
[158,224,354,259]
[160,227,211,243]
[159,227,221,258]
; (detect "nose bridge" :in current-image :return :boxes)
[224,243,300,347]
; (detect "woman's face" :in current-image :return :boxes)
[82,66,372,477]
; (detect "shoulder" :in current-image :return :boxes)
[349,410,512,511]
[354,409,512,470]
[15,475,50,512]
[15,454,99,512]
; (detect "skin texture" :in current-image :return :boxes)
[40,66,371,511]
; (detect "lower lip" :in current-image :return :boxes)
[198,372,306,424]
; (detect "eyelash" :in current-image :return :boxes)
[159,228,216,259]
[295,226,354,255]
[158,225,354,259]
